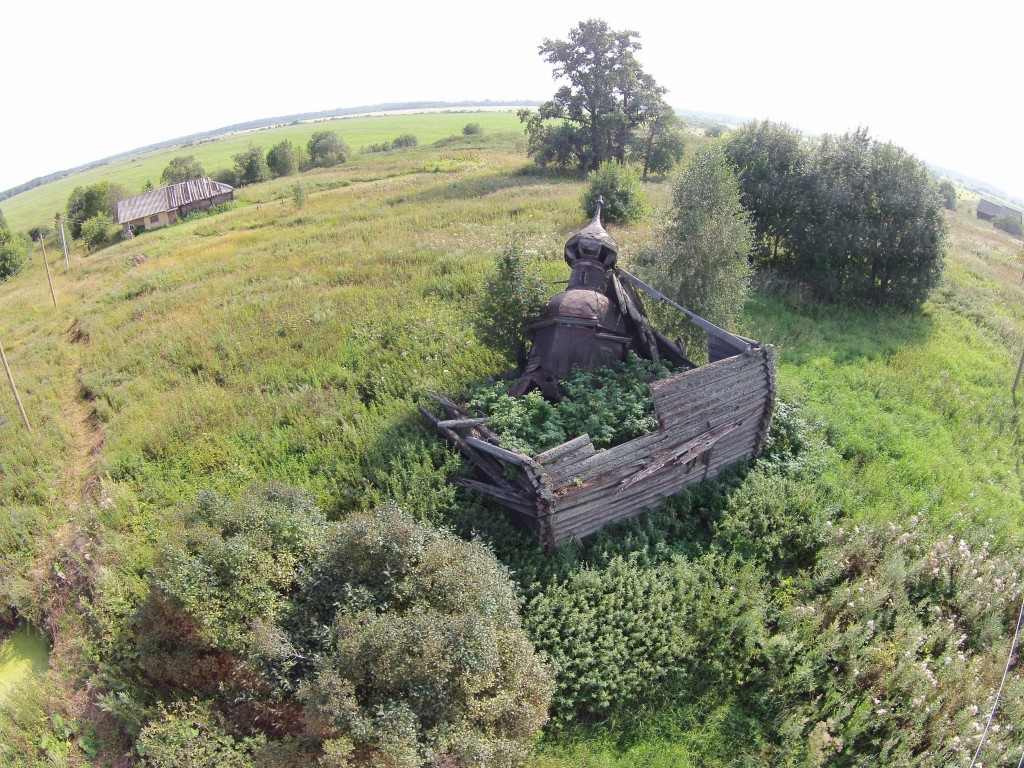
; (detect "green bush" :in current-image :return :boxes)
[473,237,547,368]
[581,163,645,225]
[463,122,483,135]
[136,700,265,767]
[391,133,418,149]
[993,214,1022,238]
[81,213,117,251]
[130,487,553,767]
[0,226,28,279]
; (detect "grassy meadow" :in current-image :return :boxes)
[1,110,525,233]
[1,114,1024,765]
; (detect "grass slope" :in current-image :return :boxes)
[1,110,525,233]
[1,115,1023,764]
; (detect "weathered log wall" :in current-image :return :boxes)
[423,344,776,550]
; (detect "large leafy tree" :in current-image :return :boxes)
[722,120,805,262]
[232,145,270,186]
[266,140,300,177]
[725,123,946,308]
[307,130,349,168]
[520,19,672,172]
[160,155,205,185]
[66,181,127,238]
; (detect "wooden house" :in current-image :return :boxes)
[977,199,1022,223]
[423,208,775,549]
[115,177,234,234]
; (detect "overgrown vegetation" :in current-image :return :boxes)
[993,214,1022,238]
[473,238,548,368]
[467,352,673,454]
[725,121,946,308]
[2,112,1024,767]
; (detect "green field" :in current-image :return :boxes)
[1,110,525,233]
[1,113,1023,765]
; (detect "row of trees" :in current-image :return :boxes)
[723,121,946,308]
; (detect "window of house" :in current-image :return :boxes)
[150,215,160,223]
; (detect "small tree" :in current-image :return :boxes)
[81,214,116,251]
[266,140,299,178]
[291,181,307,209]
[633,143,753,347]
[994,214,1023,238]
[232,145,269,186]
[938,179,956,210]
[0,226,27,279]
[66,182,127,237]
[631,106,686,179]
[463,122,483,135]
[475,237,548,368]
[160,155,205,185]
[580,163,645,225]
[211,168,238,187]
[391,133,418,149]
[307,131,349,168]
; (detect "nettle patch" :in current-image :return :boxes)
[466,352,674,455]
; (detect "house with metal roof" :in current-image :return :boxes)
[976,198,1022,224]
[115,177,234,234]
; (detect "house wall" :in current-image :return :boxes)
[179,191,234,218]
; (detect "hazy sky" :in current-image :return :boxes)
[4,0,1022,198]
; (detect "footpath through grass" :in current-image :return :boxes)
[1,117,1024,764]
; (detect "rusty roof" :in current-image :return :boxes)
[115,177,234,224]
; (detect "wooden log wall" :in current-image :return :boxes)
[423,345,776,550]
[535,345,776,545]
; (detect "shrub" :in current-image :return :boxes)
[391,133,418,149]
[0,227,28,279]
[136,700,265,767]
[138,487,553,767]
[580,163,645,225]
[473,237,547,368]
[633,142,752,348]
[81,214,117,251]
[993,214,1022,238]
[210,168,238,187]
[463,122,483,135]
[291,182,307,209]
[266,140,299,178]
[307,131,349,168]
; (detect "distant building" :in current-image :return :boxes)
[115,177,234,234]
[976,198,1022,224]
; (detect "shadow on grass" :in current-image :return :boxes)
[746,277,936,368]
[406,166,582,205]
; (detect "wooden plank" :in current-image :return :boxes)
[437,417,490,428]
[465,436,532,466]
[535,434,595,465]
[453,477,537,516]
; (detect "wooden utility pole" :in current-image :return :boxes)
[58,214,70,271]
[1014,348,1024,399]
[0,339,31,432]
[38,234,57,309]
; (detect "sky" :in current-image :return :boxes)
[4,0,1023,199]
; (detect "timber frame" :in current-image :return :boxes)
[422,269,776,550]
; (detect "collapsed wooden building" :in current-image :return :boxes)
[422,205,776,549]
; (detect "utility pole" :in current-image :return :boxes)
[38,234,57,309]
[1014,348,1024,399]
[0,339,31,432]
[58,214,70,271]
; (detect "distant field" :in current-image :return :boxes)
[0,110,524,232]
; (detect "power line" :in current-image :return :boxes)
[970,591,1024,768]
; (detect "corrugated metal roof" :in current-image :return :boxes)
[115,177,235,224]
[116,188,170,223]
